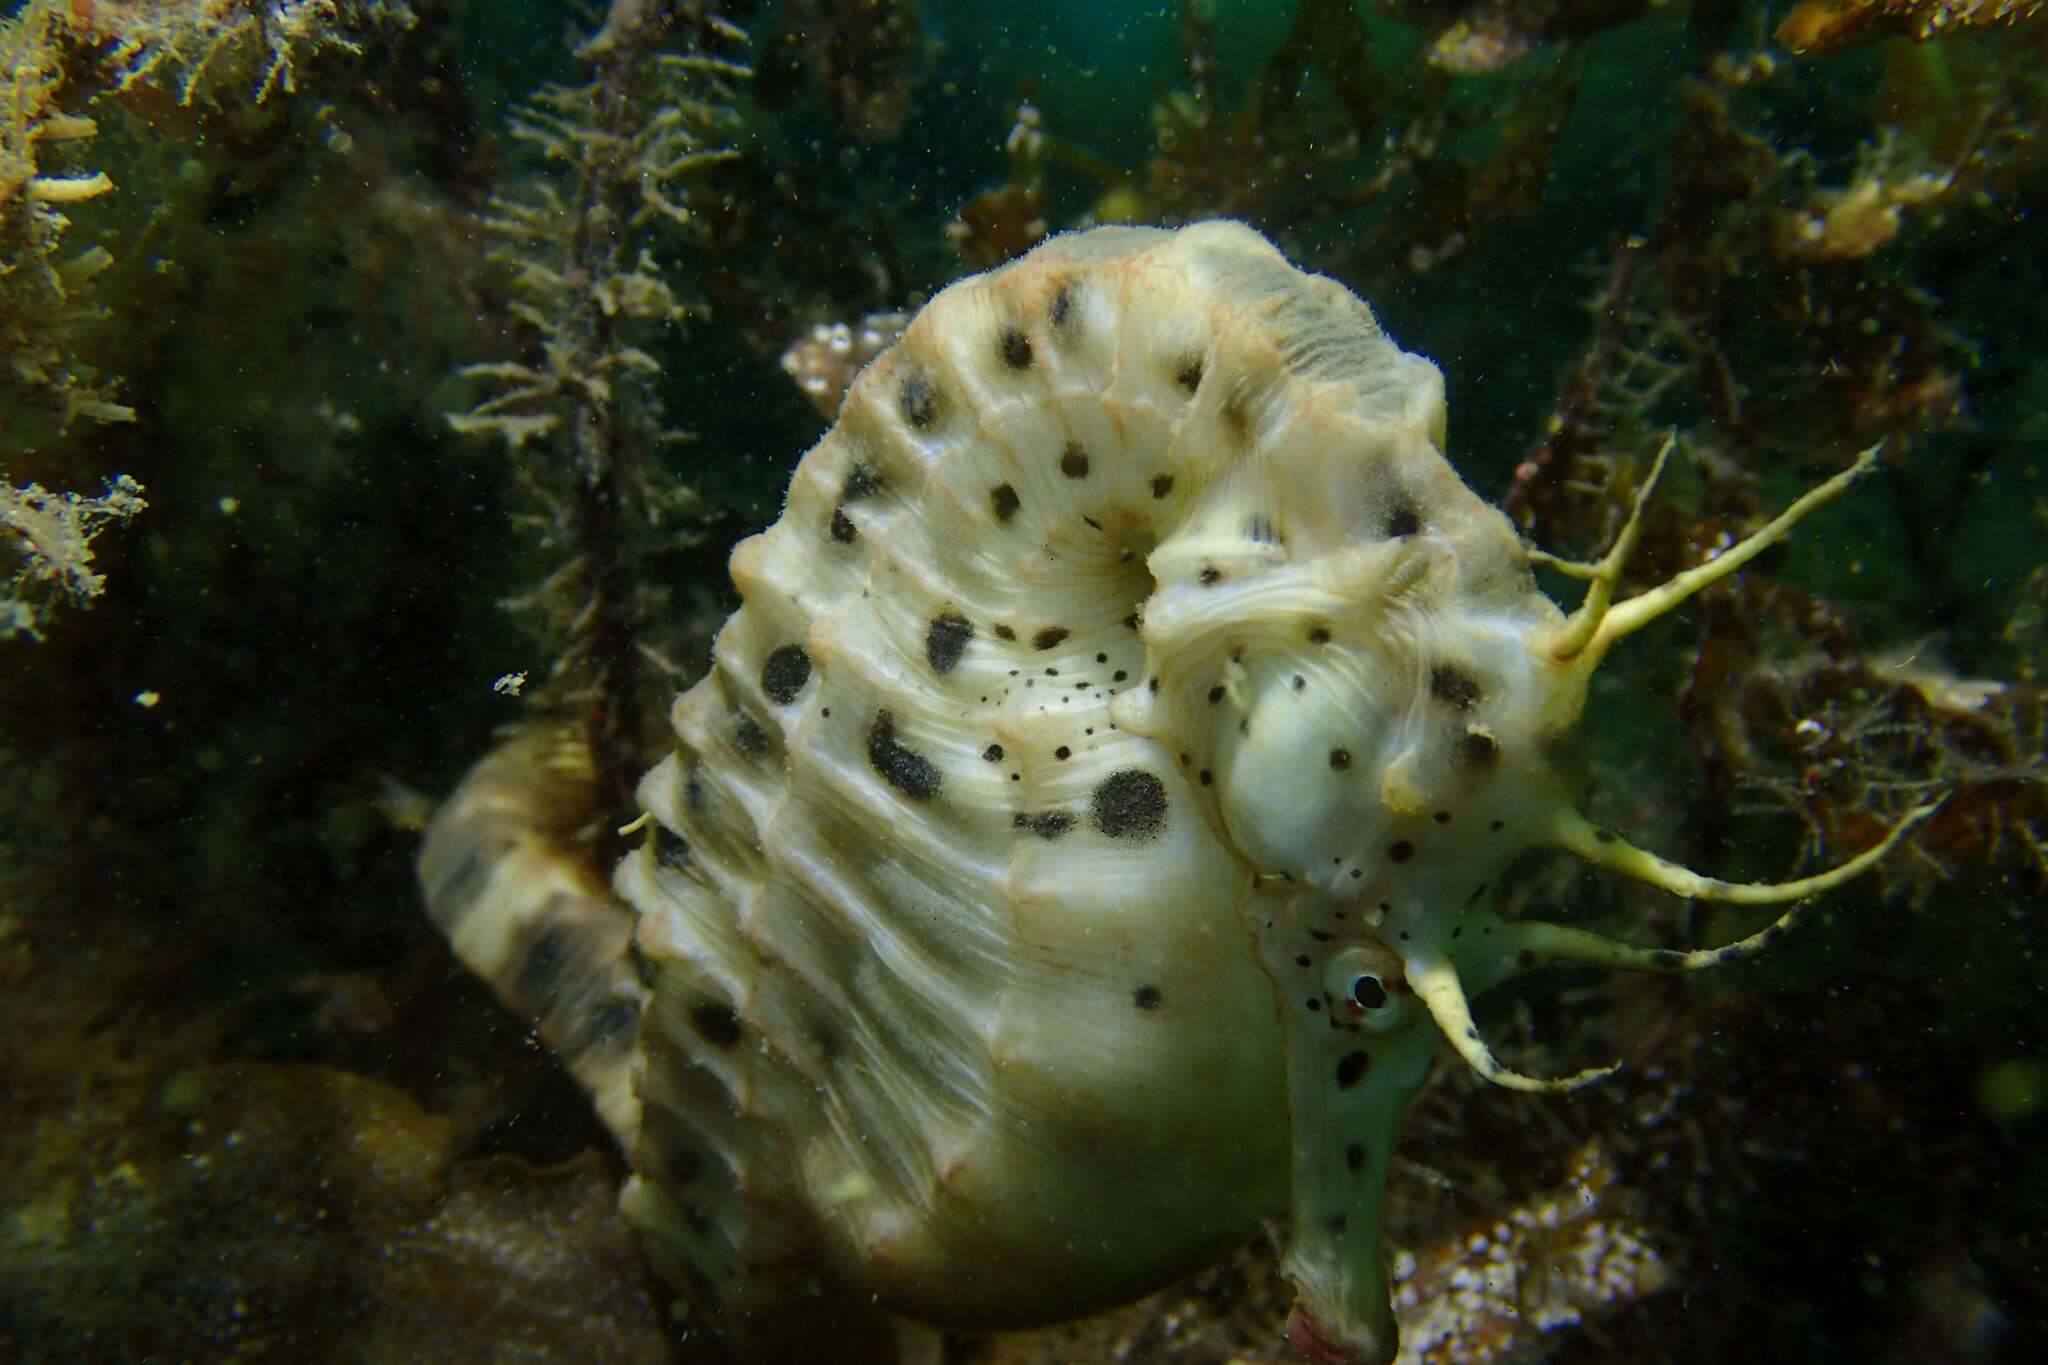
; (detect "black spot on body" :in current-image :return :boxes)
[1053,745,1072,760]
[1430,663,1482,709]
[690,1002,742,1048]
[655,826,691,874]
[1091,769,1168,841]
[1459,729,1499,766]
[1345,1143,1366,1172]
[1050,284,1076,331]
[868,710,942,800]
[1388,840,1415,864]
[582,1001,639,1049]
[993,623,1016,641]
[990,483,1020,522]
[1150,473,1175,499]
[841,461,881,501]
[983,743,1004,762]
[1336,1050,1370,1089]
[685,770,705,811]
[1199,565,1222,586]
[829,506,856,543]
[516,929,570,1002]
[1386,504,1421,537]
[1175,356,1205,392]
[1207,685,1226,704]
[1013,810,1075,840]
[1324,1212,1347,1233]
[926,612,973,673]
[1308,625,1331,644]
[761,644,812,704]
[429,844,493,913]
[734,717,767,758]
[1329,748,1351,771]
[1059,443,1090,478]
[1001,326,1033,369]
[1033,626,1069,650]
[1132,984,1163,1010]
[899,371,938,428]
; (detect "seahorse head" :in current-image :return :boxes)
[1117,449,1596,1360]
[1102,252,1906,1362]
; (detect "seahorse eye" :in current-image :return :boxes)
[1349,975,1389,1011]
[1324,945,1409,1034]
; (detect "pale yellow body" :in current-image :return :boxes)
[421,222,1918,1365]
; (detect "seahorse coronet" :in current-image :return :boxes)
[421,220,1899,1365]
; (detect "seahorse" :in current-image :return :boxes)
[419,221,1931,1364]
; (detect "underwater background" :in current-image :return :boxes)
[2,0,2045,1360]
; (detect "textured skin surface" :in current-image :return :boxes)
[422,221,1543,1358]
[420,222,1899,1364]
[623,219,1454,1341]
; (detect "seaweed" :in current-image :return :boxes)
[447,0,750,825]
[755,0,923,142]
[1780,0,2048,53]
[0,472,146,640]
[1109,0,1586,292]
[2,0,141,607]
[1,0,130,447]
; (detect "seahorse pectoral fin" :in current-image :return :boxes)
[1532,432,1678,658]
[1495,911,1820,976]
[1511,799,1942,975]
[1550,799,1940,905]
[1402,950,1619,1092]
[1539,441,1883,676]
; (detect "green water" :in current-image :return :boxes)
[2,2,2042,1361]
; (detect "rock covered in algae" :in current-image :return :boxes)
[0,906,682,1364]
